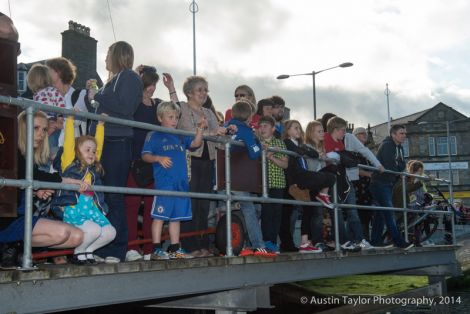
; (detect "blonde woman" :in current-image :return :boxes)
[0,111,84,266]
[86,41,143,263]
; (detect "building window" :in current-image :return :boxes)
[402,138,409,157]
[428,137,435,156]
[17,71,27,95]
[436,136,457,156]
[419,136,426,155]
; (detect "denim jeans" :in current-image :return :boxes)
[343,185,364,242]
[370,181,406,246]
[94,137,132,261]
[232,191,264,249]
[261,188,284,244]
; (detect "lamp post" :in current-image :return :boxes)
[418,120,453,204]
[277,62,353,120]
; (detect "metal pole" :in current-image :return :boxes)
[333,183,340,252]
[261,149,268,198]
[451,210,456,245]
[446,121,454,205]
[385,83,391,133]
[224,142,233,257]
[190,0,198,75]
[22,106,34,269]
[312,72,317,120]
[401,175,408,243]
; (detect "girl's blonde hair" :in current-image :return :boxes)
[75,135,104,175]
[282,119,304,144]
[305,120,324,152]
[27,64,51,93]
[18,110,50,166]
[107,41,134,75]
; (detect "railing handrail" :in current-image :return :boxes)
[0,94,455,182]
[0,95,456,269]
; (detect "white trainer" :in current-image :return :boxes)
[125,250,143,262]
[359,239,374,250]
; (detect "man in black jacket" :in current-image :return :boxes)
[370,124,412,248]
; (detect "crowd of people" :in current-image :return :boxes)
[0,26,449,267]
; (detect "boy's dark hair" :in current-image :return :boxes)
[326,116,347,134]
[231,101,252,121]
[258,115,275,127]
[256,98,275,115]
[270,95,285,107]
[390,124,405,136]
[141,70,159,89]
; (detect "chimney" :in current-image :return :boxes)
[61,21,101,88]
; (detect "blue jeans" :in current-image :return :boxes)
[370,181,406,246]
[232,191,264,249]
[343,185,364,242]
[95,137,132,260]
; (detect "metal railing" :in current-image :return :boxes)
[0,95,455,270]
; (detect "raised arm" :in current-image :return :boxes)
[61,116,76,171]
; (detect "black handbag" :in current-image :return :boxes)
[130,158,154,187]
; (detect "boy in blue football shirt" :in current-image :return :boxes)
[142,101,207,259]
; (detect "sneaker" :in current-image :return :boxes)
[264,241,280,254]
[358,239,374,250]
[168,248,194,259]
[299,241,322,253]
[151,248,170,260]
[104,256,121,264]
[253,247,277,258]
[125,250,143,262]
[93,255,105,263]
[239,248,254,257]
[315,193,334,209]
[340,241,361,252]
[314,242,335,252]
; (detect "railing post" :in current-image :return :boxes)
[333,183,340,252]
[401,175,408,243]
[451,210,456,245]
[261,149,268,198]
[224,141,233,257]
[22,106,34,269]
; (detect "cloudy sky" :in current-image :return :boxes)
[3,0,470,128]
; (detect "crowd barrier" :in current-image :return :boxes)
[0,95,455,270]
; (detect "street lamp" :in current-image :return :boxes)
[276,62,353,120]
[418,121,453,204]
